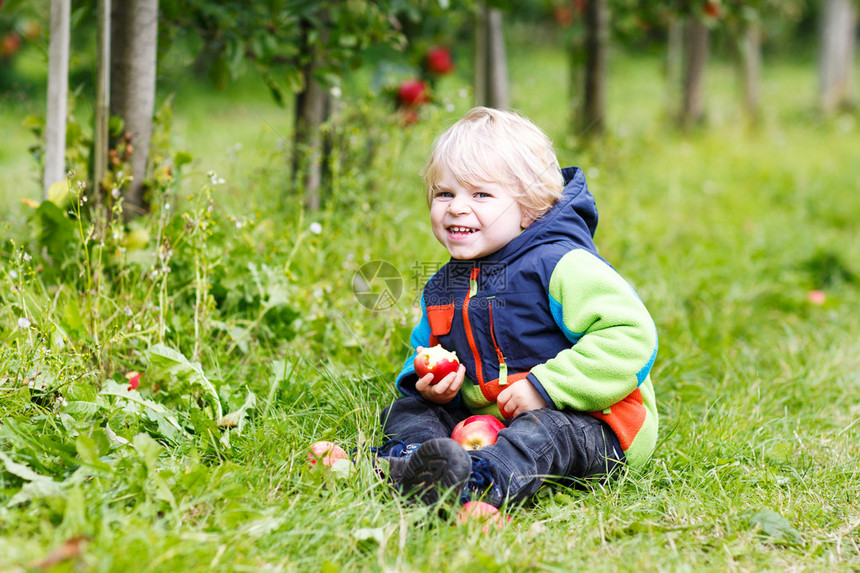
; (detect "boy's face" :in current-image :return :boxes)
[429,165,531,260]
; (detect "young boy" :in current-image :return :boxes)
[380,107,658,508]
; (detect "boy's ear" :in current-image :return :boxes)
[520,211,536,229]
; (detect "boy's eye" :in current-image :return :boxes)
[434,190,454,199]
[474,192,491,199]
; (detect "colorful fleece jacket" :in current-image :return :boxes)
[395,167,658,468]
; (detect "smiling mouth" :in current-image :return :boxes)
[448,226,478,235]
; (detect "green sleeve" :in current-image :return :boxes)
[530,249,658,412]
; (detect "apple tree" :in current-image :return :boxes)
[159,0,408,211]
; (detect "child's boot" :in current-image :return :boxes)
[365,439,421,483]
[397,438,473,504]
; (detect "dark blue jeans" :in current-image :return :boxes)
[381,396,625,506]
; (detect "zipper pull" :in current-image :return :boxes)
[469,267,478,297]
[498,362,508,386]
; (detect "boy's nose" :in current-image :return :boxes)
[447,197,471,215]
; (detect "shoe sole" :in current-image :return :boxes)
[398,438,470,505]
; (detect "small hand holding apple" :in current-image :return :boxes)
[413,345,460,383]
[414,345,465,404]
[497,380,547,419]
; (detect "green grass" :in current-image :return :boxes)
[1,35,860,572]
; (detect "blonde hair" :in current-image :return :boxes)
[422,107,564,222]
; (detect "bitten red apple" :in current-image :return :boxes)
[451,415,505,450]
[308,441,348,467]
[413,345,460,384]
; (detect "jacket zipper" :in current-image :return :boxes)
[462,267,484,385]
[487,298,508,385]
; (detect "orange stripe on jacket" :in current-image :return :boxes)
[589,388,646,451]
[479,372,530,402]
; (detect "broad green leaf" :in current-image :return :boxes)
[22,114,45,130]
[173,151,193,167]
[744,509,802,545]
[0,451,49,482]
[46,180,72,208]
[9,478,66,507]
[145,344,223,420]
[330,458,353,481]
[0,452,66,507]
[31,201,77,268]
[100,379,188,439]
[151,473,177,509]
[63,401,103,419]
[108,114,124,137]
[104,423,129,448]
[132,433,162,474]
[211,320,250,354]
[62,485,87,532]
[265,359,296,414]
[62,296,83,332]
[217,391,257,432]
[75,434,111,472]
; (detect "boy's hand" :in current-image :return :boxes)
[497,380,547,418]
[415,362,465,404]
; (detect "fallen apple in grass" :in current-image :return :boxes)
[414,345,460,385]
[456,501,511,532]
[308,441,348,467]
[451,415,505,450]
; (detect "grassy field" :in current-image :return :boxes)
[1,33,859,572]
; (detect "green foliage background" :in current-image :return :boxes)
[2,15,860,573]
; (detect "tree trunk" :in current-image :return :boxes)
[665,15,683,118]
[293,67,330,212]
[818,0,856,114]
[44,0,70,197]
[475,1,509,109]
[582,0,609,137]
[292,17,331,212]
[738,21,761,124]
[93,0,111,206]
[110,0,159,218]
[680,17,709,127]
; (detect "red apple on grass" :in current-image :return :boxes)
[413,345,459,384]
[451,415,505,450]
[456,501,511,532]
[308,441,348,467]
